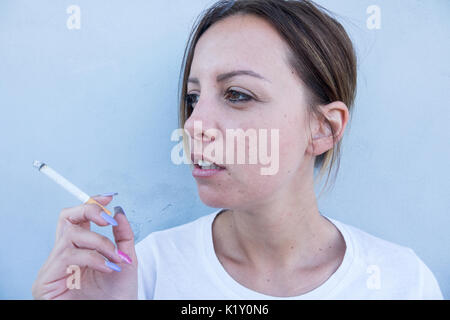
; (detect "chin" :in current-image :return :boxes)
[197,188,256,211]
[195,184,231,208]
[198,191,228,208]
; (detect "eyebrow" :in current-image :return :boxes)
[187,70,270,85]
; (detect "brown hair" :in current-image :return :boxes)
[178,0,357,195]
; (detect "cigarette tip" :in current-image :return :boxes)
[33,160,44,169]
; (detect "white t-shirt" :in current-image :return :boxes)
[135,209,443,299]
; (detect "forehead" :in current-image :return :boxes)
[190,14,292,78]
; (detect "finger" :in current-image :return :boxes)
[56,196,117,236]
[42,248,117,283]
[85,195,116,217]
[60,224,123,264]
[66,248,120,272]
[112,206,136,265]
[90,194,116,205]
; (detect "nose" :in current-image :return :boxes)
[183,95,218,143]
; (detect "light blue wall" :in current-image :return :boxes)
[0,0,448,299]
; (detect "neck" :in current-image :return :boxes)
[218,166,340,271]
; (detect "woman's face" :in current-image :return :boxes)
[184,14,315,209]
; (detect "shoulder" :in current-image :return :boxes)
[333,218,443,299]
[135,211,215,261]
[337,219,418,264]
[135,211,218,299]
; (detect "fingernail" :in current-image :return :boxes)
[101,212,118,226]
[116,248,132,264]
[99,192,118,197]
[105,260,121,272]
[114,206,126,216]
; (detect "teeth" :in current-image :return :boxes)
[198,160,212,166]
[198,159,222,170]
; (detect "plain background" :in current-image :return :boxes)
[0,0,449,299]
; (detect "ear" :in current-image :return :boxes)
[306,101,349,156]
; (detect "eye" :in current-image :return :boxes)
[225,89,253,104]
[185,93,199,109]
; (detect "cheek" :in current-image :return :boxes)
[222,164,281,206]
[279,108,310,161]
[222,130,298,199]
[278,126,306,166]
[201,111,307,204]
[226,113,305,174]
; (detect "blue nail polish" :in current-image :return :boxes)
[105,260,121,272]
[100,192,118,197]
[114,206,126,216]
[101,212,118,226]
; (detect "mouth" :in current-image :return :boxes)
[194,160,225,170]
[191,155,226,178]
[192,163,226,177]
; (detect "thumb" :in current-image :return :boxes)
[112,206,136,265]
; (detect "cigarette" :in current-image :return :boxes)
[32,160,113,216]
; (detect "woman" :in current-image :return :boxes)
[32,0,442,299]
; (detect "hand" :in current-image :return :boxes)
[32,195,137,299]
